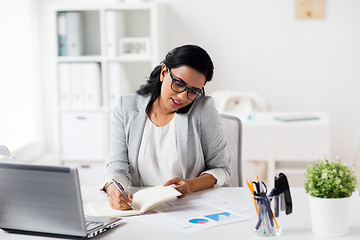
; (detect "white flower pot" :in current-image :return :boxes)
[308,195,350,237]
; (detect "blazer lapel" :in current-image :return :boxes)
[176,114,188,178]
[128,96,148,184]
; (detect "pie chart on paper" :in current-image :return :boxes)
[189,218,209,224]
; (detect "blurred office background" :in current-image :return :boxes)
[1,0,360,185]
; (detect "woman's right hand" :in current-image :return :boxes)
[106,183,134,210]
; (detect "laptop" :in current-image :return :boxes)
[0,162,121,239]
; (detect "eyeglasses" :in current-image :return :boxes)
[167,68,205,101]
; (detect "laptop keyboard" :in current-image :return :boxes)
[86,220,104,231]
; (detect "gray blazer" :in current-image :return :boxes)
[105,94,231,188]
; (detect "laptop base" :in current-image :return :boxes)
[2,228,86,239]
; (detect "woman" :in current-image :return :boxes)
[104,45,231,210]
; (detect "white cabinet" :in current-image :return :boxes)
[48,2,159,184]
[63,161,106,186]
[60,112,107,160]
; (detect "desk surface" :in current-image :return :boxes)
[229,111,330,127]
[1,187,359,240]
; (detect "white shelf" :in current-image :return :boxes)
[57,56,103,62]
[54,3,155,11]
[59,107,109,112]
[48,2,159,171]
[102,3,155,11]
[107,55,153,62]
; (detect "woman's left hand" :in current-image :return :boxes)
[164,174,217,197]
[163,177,191,197]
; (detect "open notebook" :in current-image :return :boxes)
[89,185,181,217]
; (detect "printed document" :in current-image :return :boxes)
[137,192,254,233]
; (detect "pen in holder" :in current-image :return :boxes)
[247,173,292,237]
[254,194,280,236]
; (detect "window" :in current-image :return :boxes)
[0,0,44,161]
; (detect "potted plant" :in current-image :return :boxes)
[304,156,357,237]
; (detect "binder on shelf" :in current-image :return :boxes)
[59,63,102,109]
[105,11,125,57]
[70,63,84,108]
[108,63,130,107]
[83,63,102,108]
[58,63,72,107]
[66,12,84,56]
[57,12,67,56]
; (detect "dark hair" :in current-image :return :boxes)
[136,45,214,113]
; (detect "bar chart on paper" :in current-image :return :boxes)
[205,212,240,222]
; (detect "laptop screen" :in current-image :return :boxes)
[0,162,87,237]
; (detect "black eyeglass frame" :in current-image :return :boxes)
[167,68,205,101]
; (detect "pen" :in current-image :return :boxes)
[246,180,258,216]
[111,179,135,210]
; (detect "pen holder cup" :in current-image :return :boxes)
[254,195,281,236]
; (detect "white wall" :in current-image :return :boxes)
[157,0,360,164]
[0,0,43,139]
[37,0,360,164]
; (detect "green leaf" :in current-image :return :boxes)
[304,156,358,198]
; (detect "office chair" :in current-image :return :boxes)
[352,116,360,194]
[212,90,270,113]
[220,113,243,187]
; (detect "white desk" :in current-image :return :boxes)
[1,186,359,240]
[228,112,330,186]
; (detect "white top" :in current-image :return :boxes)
[138,116,182,186]
[137,116,225,186]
